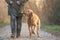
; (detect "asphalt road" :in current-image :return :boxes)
[0,23,60,40]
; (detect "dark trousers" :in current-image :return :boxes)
[10,15,22,37]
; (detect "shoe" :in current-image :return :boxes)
[11,35,16,38]
[16,35,20,38]
[16,33,20,38]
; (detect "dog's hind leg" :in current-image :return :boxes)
[37,20,40,37]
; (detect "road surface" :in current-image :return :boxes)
[0,23,60,40]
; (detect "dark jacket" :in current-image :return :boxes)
[5,0,28,16]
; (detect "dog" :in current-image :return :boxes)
[23,9,40,38]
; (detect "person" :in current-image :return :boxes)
[5,0,28,38]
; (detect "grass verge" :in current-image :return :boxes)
[41,23,60,33]
[0,22,8,28]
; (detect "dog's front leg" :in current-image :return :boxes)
[29,26,32,39]
[34,26,37,35]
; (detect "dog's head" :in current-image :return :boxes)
[23,9,33,17]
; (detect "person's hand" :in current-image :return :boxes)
[10,1,13,4]
[16,1,20,5]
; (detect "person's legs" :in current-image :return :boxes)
[16,16,22,38]
[10,15,17,38]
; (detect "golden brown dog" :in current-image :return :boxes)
[23,9,40,38]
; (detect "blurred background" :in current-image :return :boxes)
[0,0,60,35]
